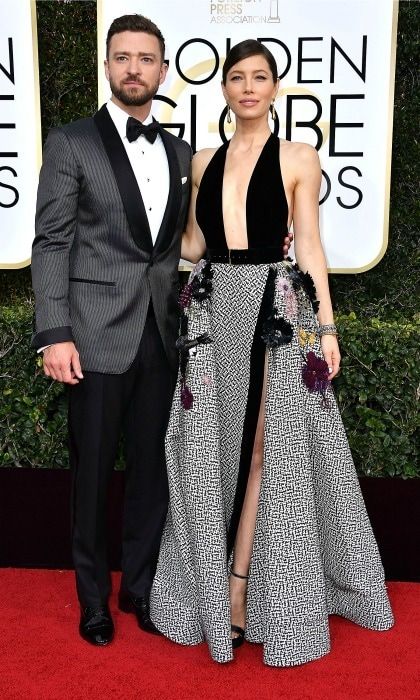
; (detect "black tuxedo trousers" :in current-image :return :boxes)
[69,305,176,607]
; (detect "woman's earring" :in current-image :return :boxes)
[226,104,232,124]
[270,101,277,122]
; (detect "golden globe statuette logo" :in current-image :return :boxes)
[268,0,280,23]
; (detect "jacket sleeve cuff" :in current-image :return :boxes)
[31,326,74,350]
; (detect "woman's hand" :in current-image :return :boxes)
[320,335,341,379]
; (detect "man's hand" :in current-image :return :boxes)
[283,230,294,257]
[43,342,84,385]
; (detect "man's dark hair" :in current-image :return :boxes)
[106,14,165,61]
[222,39,278,84]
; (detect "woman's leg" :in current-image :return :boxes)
[230,354,268,636]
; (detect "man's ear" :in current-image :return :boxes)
[159,61,169,85]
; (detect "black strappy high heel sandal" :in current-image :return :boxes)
[230,569,248,649]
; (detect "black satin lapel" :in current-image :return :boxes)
[153,129,182,253]
[93,105,153,253]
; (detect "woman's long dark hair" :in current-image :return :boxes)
[222,39,278,84]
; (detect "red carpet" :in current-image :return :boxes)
[0,571,418,700]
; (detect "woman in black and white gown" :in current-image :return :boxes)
[150,39,393,667]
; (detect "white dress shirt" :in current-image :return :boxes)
[106,100,170,244]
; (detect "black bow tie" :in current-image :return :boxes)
[126,117,160,144]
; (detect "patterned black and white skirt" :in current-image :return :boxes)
[150,259,394,667]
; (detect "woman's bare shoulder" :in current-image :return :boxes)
[280,139,320,169]
[192,148,218,183]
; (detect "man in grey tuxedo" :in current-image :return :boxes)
[31,14,191,646]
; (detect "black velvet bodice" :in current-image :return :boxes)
[196,133,289,250]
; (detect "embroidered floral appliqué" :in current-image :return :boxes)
[261,267,294,348]
[178,260,214,410]
[277,276,298,318]
[302,351,330,393]
[286,261,320,314]
[298,328,316,348]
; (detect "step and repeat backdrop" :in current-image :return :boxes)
[0,0,41,269]
[1,0,398,272]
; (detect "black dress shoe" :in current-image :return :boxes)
[79,605,114,646]
[118,593,162,635]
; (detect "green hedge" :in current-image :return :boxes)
[0,305,68,469]
[0,0,419,474]
[1,303,418,476]
[334,313,419,477]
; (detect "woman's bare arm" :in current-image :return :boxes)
[292,144,341,378]
[181,151,210,263]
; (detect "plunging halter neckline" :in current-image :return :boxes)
[195,130,289,252]
[221,132,277,249]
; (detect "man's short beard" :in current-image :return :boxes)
[110,77,159,107]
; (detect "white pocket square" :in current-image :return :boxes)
[181,176,187,184]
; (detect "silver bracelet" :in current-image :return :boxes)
[318,323,338,337]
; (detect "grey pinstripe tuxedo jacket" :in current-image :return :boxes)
[31,105,192,374]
